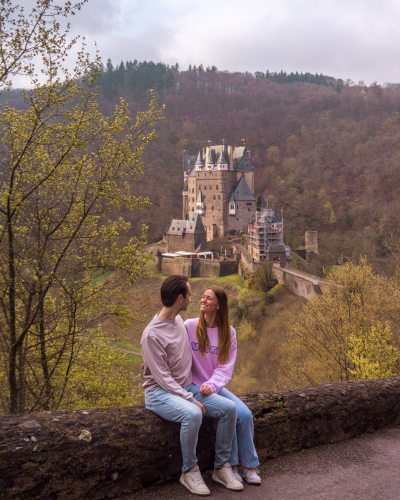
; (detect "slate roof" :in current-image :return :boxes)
[183,184,188,193]
[188,166,196,177]
[268,244,286,253]
[232,147,253,171]
[217,150,228,164]
[183,145,253,172]
[167,212,206,235]
[226,175,256,202]
[183,155,198,171]
[195,151,204,167]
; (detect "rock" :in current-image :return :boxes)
[79,430,92,442]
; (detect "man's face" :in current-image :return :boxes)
[180,282,192,311]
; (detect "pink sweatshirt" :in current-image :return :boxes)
[184,318,237,394]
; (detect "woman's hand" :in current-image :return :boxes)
[199,384,213,396]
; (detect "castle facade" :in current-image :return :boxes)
[182,144,256,240]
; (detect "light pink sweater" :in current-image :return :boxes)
[184,318,237,394]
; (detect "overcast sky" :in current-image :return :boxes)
[15,0,400,85]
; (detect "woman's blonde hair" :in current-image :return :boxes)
[196,286,231,365]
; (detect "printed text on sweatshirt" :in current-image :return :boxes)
[184,318,237,394]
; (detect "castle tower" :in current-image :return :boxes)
[305,231,318,257]
[196,189,204,214]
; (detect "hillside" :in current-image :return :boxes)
[4,63,400,273]
[107,269,306,394]
[97,65,400,274]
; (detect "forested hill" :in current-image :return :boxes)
[5,61,400,271]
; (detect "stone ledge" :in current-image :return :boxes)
[1,377,400,499]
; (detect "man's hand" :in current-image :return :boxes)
[195,400,206,415]
[141,363,144,370]
[199,384,213,396]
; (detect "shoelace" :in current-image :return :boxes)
[224,467,238,483]
[244,467,260,479]
[190,470,204,485]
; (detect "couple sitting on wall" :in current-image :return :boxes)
[141,275,260,496]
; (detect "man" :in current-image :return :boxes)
[141,275,243,496]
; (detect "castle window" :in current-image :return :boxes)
[192,197,194,202]
[209,185,212,190]
[213,195,216,200]
[192,188,194,193]
[218,195,221,200]
[192,207,194,211]
[247,202,252,206]
[216,185,219,190]
[248,208,250,211]
[204,185,206,190]
[212,206,214,211]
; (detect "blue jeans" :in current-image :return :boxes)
[145,384,237,473]
[218,388,260,468]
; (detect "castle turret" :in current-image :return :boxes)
[195,151,204,172]
[196,189,204,215]
[206,151,215,171]
[229,192,236,215]
[217,150,229,171]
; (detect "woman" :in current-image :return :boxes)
[184,286,261,485]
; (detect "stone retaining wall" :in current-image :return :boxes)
[1,377,400,499]
[272,265,329,300]
[157,256,238,278]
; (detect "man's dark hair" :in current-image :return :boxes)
[161,275,189,307]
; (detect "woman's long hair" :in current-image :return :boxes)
[196,286,231,365]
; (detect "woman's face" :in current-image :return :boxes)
[200,289,219,314]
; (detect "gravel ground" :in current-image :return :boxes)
[122,426,400,500]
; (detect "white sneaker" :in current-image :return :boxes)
[180,466,210,496]
[212,462,244,491]
[241,467,261,485]
[231,465,243,483]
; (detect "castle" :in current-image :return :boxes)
[182,144,256,240]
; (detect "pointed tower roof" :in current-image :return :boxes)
[187,212,206,234]
[231,175,256,201]
[195,151,204,167]
[207,150,215,165]
[229,191,235,203]
[217,150,228,164]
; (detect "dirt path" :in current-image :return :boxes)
[109,345,143,357]
[123,426,400,500]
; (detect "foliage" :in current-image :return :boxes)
[348,322,400,380]
[282,258,400,386]
[59,334,143,410]
[238,319,257,342]
[252,261,277,293]
[0,1,163,414]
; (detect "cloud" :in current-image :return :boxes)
[10,0,400,84]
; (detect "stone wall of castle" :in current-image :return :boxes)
[166,233,207,254]
[157,256,238,278]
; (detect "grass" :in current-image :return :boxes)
[115,340,142,353]
[91,270,115,284]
